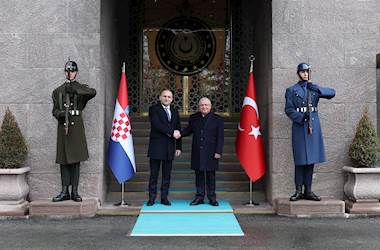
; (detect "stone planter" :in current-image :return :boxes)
[343,166,380,214]
[0,166,30,216]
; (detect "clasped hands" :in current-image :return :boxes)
[173,130,181,139]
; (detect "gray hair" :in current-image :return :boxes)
[198,97,212,106]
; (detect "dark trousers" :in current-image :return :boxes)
[294,164,314,189]
[148,159,172,200]
[60,163,80,188]
[195,170,216,201]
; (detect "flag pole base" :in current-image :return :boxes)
[114,201,130,207]
[244,201,260,206]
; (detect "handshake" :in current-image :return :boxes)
[173,130,181,139]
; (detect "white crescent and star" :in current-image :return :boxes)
[238,96,261,140]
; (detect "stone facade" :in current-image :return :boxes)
[270,0,380,201]
[0,0,105,202]
[0,0,379,204]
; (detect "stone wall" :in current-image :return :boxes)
[377,54,380,135]
[101,0,120,202]
[253,0,273,200]
[0,0,104,201]
[270,0,380,201]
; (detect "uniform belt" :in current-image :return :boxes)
[70,110,80,116]
[296,107,318,113]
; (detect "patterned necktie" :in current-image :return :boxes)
[164,107,171,122]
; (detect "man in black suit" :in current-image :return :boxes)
[147,89,182,206]
[182,97,224,206]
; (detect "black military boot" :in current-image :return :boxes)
[71,185,83,202]
[52,186,70,202]
[304,186,321,201]
[289,185,303,201]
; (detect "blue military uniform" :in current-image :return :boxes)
[285,81,335,166]
[285,63,335,201]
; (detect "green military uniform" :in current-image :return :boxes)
[52,81,96,164]
[52,79,96,202]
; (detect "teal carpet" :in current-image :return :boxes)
[130,200,244,236]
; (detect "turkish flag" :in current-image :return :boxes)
[235,69,266,182]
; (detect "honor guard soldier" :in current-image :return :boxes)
[51,60,96,202]
[285,63,335,201]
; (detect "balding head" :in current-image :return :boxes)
[159,89,173,106]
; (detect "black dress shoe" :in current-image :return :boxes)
[161,199,171,206]
[71,192,82,202]
[289,191,304,201]
[147,200,155,206]
[209,200,219,206]
[52,192,70,202]
[290,185,303,202]
[190,198,204,205]
[304,192,321,201]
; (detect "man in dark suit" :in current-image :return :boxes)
[182,97,224,206]
[147,89,182,206]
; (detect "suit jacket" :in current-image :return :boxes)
[52,81,96,164]
[147,103,182,160]
[285,81,335,166]
[182,112,224,171]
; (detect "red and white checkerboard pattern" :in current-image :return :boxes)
[111,112,130,141]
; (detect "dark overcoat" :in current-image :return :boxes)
[52,81,96,164]
[147,103,182,160]
[285,81,335,166]
[182,112,224,171]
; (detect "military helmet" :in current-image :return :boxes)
[64,60,78,72]
[297,63,310,72]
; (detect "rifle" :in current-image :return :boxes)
[306,61,313,135]
[64,83,70,135]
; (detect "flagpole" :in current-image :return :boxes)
[114,182,130,207]
[245,180,259,206]
[245,55,259,207]
[113,61,130,208]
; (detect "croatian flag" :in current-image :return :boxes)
[107,62,136,183]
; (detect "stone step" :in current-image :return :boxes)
[134,143,236,152]
[132,136,237,145]
[121,170,250,182]
[130,116,240,123]
[106,191,266,204]
[109,180,263,192]
[131,121,238,129]
[131,128,238,137]
[134,152,239,162]
[133,162,245,172]
[275,198,345,217]
[29,199,98,218]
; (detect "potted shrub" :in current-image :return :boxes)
[343,107,380,214]
[0,108,30,215]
